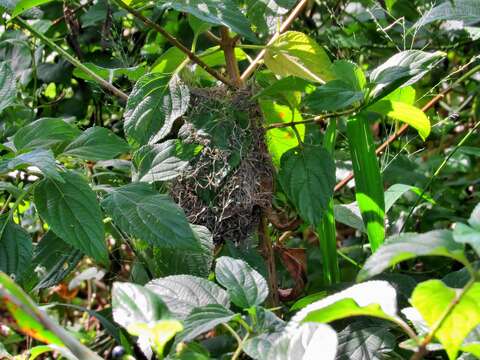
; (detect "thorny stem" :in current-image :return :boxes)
[334,62,480,193]
[110,0,237,88]
[14,17,129,101]
[410,278,477,360]
[240,0,309,82]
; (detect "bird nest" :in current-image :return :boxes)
[169,86,273,244]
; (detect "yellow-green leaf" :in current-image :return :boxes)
[367,100,430,140]
[264,31,334,83]
[128,320,183,355]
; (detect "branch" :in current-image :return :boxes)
[14,18,129,101]
[334,62,480,193]
[266,108,356,130]
[220,26,242,87]
[110,0,237,88]
[240,0,309,82]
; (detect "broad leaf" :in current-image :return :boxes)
[124,73,189,146]
[411,280,480,360]
[62,127,129,161]
[215,256,268,308]
[267,323,338,360]
[72,63,145,83]
[289,281,398,327]
[264,31,334,83]
[245,0,296,38]
[156,0,257,41]
[0,61,16,113]
[179,304,236,342]
[305,80,364,112]
[367,100,430,140]
[5,149,62,182]
[128,320,183,355]
[34,170,108,266]
[132,140,197,183]
[347,115,385,251]
[0,216,32,283]
[331,60,367,91]
[13,118,80,152]
[279,144,336,226]
[453,203,480,256]
[101,183,201,251]
[358,230,468,281]
[146,275,230,319]
[334,202,365,233]
[12,0,55,17]
[414,0,480,28]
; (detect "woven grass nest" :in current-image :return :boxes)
[170,86,273,244]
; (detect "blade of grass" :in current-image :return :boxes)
[316,119,340,284]
[346,114,385,252]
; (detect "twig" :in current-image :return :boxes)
[14,18,129,101]
[266,108,356,130]
[240,0,309,82]
[51,0,93,26]
[220,26,242,87]
[110,0,237,88]
[259,213,280,307]
[334,62,480,192]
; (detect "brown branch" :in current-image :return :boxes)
[220,26,242,87]
[240,0,309,82]
[110,0,237,88]
[52,0,93,26]
[259,213,280,307]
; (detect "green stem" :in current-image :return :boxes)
[13,18,129,101]
[0,183,37,239]
[237,44,266,50]
[231,333,249,360]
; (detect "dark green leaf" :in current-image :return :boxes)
[34,170,108,266]
[305,80,364,112]
[358,230,468,281]
[62,127,129,161]
[6,149,62,182]
[72,63,145,82]
[101,183,201,251]
[331,60,366,91]
[146,275,230,319]
[215,256,268,308]
[0,61,16,113]
[279,144,336,226]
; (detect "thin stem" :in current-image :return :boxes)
[0,194,12,215]
[0,183,37,239]
[222,323,242,345]
[110,0,236,88]
[231,333,250,360]
[240,0,309,82]
[237,44,266,50]
[266,108,356,130]
[14,18,129,101]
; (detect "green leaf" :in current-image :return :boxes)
[34,170,108,266]
[0,61,16,114]
[367,100,430,140]
[414,0,480,28]
[124,73,189,146]
[334,202,365,233]
[12,0,55,17]
[152,47,186,74]
[215,256,268,308]
[128,320,183,356]
[267,323,338,360]
[346,115,385,251]
[0,216,32,283]
[72,63,145,83]
[254,76,315,107]
[411,280,480,360]
[101,183,201,251]
[468,203,480,229]
[146,275,230,319]
[358,230,468,281]
[279,144,336,226]
[264,31,334,83]
[31,232,83,291]
[180,304,236,342]
[245,0,295,38]
[13,118,81,152]
[369,50,445,99]
[156,0,257,41]
[62,127,130,161]
[6,149,62,182]
[289,281,399,327]
[305,80,364,112]
[132,140,197,183]
[331,60,367,91]
[336,320,396,360]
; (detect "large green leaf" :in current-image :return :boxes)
[124,73,189,146]
[101,183,201,251]
[267,323,338,360]
[156,0,257,41]
[289,281,399,327]
[414,0,480,28]
[245,0,296,38]
[72,63,145,83]
[5,149,62,182]
[12,0,55,17]
[331,60,367,91]
[346,114,385,251]
[146,275,230,319]
[0,216,32,283]
[13,118,80,152]
[367,100,430,140]
[264,31,335,83]
[358,230,468,281]
[34,170,108,266]
[411,280,480,360]
[215,256,268,308]
[453,203,480,256]
[279,144,336,226]
[179,304,236,342]
[305,80,364,112]
[0,61,16,113]
[62,127,129,161]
